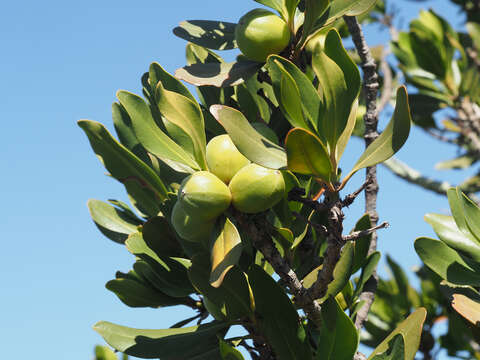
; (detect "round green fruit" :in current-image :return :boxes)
[178,171,231,220]
[235,9,291,62]
[229,164,285,213]
[171,201,215,242]
[206,135,250,184]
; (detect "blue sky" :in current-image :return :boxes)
[0,0,468,359]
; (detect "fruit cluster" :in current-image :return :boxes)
[171,134,285,242]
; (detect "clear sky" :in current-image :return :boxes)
[0,0,468,359]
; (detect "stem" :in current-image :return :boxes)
[344,15,380,330]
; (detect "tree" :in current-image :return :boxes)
[81,0,480,359]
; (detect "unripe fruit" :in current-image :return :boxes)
[178,171,231,220]
[206,135,250,184]
[171,202,215,242]
[229,163,285,213]
[235,9,291,62]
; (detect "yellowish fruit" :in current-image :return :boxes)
[229,163,285,213]
[206,135,250,184]
[178,171,231,220]
[235,9,291,62]
[171,202,214,242]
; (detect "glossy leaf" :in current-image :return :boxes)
[126,233,194,297]
[371,334,405,360]
[116,91,200,170]
[112,102,151,165]
[105,276,179,308]
[87,199,141,244]
[267,56,321,131]
[424,213,480,262]
[414,237,480,286]
[94,321,227,359]
[457,189,480,242]
[285,128,332,181]
[317,297,359,360]
[210,105,287,169]
[219,340,245,360]
[189,255,254,320]
[354,251,381,298]
[248,265,312,360]
[303,242,354,303]
[447,187,472,238]
[452,293,480,325]
[78,120,168,201]
[155,83,207,169]
[344,86,411,184]
[255,0,299,23]
[336,100,358,161]
[175,60,261,87]
[351,213,373,273]
[303,0,330,38]
[312,41,348,150]
[142,216,183,257]
[173,20,237,50]
[367,308,426,360]
[94,345,119,360]
[210,218,243,288]
[149,62,195,102]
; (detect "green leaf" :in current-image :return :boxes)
[414,237,480,286]
[210,218,243,288]
[112,102,151,165]
[210,105,287,169]
[316,297,359,360]
[116,91,200,170]
[424,213,480,262]
[78,120,168,202]
[219,339,245,360]
[311,0,377,32]
[435,154,475,170]
[386,255,409,302]
[303,0,330,38]
[457,189,480,242]
[354,251,381,298]
[371,334,405,360]
[142,216,183,257]
[452,293,480,325]
[336,100,358,161]
[255,0,299,23]
[312,42,348,150]
[351,214,373,273]
[248,265,312,360]
[126,232,194,297]
[467,22,480,51]
[173,20,237,50]
[189,255,254,320]
[149,62,195,102]
[175,60,261,87]
[367,308,426,360]
[155,83,207,169]
[267,55,322,131]
[94,345,119,360]
[285,127,332,182]
[344,86,411,184]
[303,242,354,303]
[87,199,142,244]
[94,321,228,359]
[105,275,180,308]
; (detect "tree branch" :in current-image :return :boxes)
[344,15,380,331]
[235,213,323,327]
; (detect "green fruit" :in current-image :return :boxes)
[235,9,291,62]
[206,135,250,184]
[229,163,285,213]
[171,201,215,242]
[178,171,231,220]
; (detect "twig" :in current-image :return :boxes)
[307,194,345,301]
[342,178,372,207]
[382,157,480,202]
[292,211,327,235]
[423,128,457,145]
[288,187,328,212]
[235,212,323,327]
[344,15,381,331]
[343,222,389,241]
